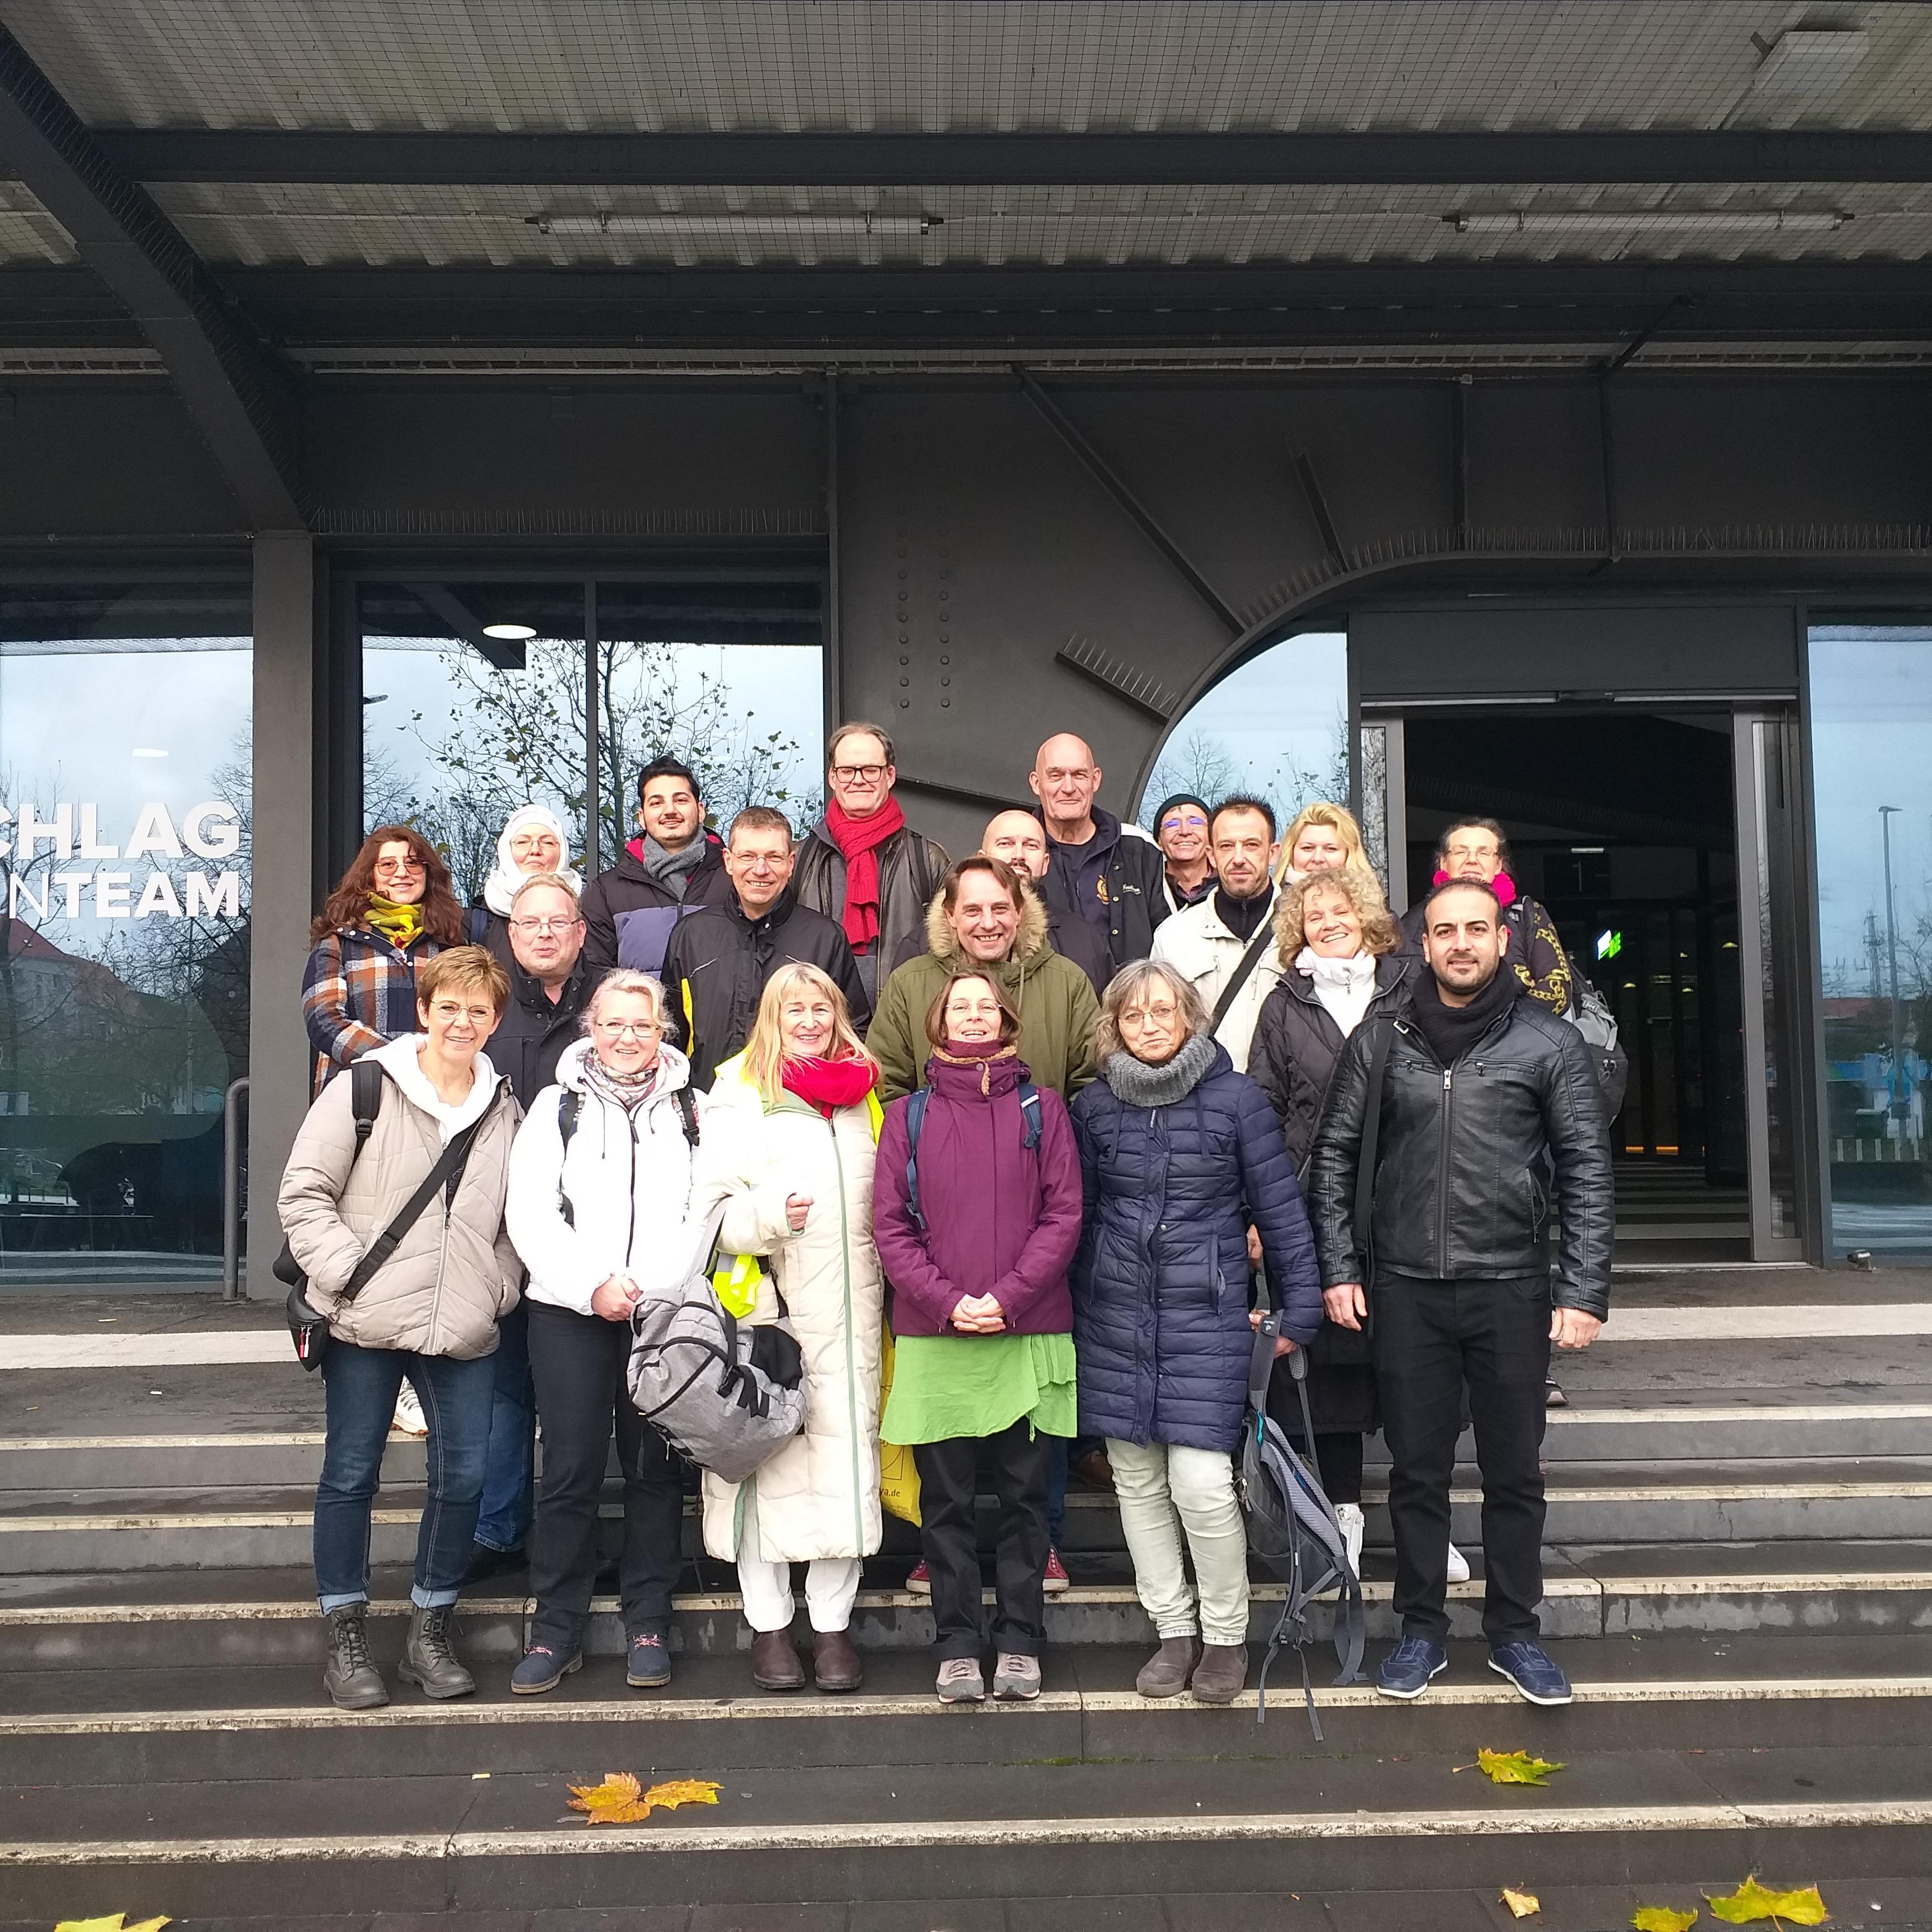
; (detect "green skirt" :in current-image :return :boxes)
[880,1331,1078,1446]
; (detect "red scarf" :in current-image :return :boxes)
[1431,866,1518,909]
[781,1053,879,1116]
[825,795,905,954]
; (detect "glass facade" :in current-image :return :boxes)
[1809,626,1932,1257]
[0,578,252,1289]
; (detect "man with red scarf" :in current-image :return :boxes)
[794,722,950,1005]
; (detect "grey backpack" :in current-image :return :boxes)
[625,1205,807,1484]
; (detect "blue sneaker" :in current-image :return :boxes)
[1489,1641,1572,1706]
[1375,1636,1448,1699]
[627,1631,673,1688]
[510,1641,581,1696]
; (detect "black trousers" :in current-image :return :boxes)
[1372,1272,1552,1646]
[526,1300,683,1647]
[913,1422,1054,1659]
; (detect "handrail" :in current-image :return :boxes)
[222,1076,250,1301]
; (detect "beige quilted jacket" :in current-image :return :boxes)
[276,1034,523,1360]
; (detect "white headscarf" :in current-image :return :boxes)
[481,803,583,917]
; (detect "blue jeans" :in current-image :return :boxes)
[314,1339,495,1613]
[474,1302,534,1553]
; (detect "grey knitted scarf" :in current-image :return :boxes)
[641,835,707,901]
[1102,1030,1218,1109]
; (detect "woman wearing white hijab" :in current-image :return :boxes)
[470,804,583,965]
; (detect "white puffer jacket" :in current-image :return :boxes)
[1149,888,1285,1074]
[276,1034,521,1360]
[692,1053,883,1566]
[506,1039,703,1315]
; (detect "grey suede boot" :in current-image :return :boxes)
[397,1603,475,1699]
[323,1604,388,1711]
[1189,1642,1248,1705]
[1135,1635,1200,1698]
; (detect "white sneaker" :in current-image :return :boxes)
[391,1385,428,1437]
[1446,1541,1471,1584]
[1334,1503,1365,1578]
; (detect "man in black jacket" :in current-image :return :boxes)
[466,871,593,1584]
[1027,731,1167,970]
[580,756,733,976]
[792,721,949,1005]
[1308,879,1613,1708]
[661,806,870,1090]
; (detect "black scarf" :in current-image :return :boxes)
[1407,963,1522,1069]
[1214,884,1273,941]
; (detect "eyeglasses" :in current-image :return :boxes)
[1445,842,1502,863]
[373,856,423,875]
[1122,1002,1180,1025]
[1161,813,1208,833]
[510,915,581,935]
[595,1019,663,1039]
[830,764,888,783]
[735,854,790,873]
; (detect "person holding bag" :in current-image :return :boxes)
[504,968,700,1697]
[692,962,886,1695]
[277,946,522,1712]
[873,972,1083,1704]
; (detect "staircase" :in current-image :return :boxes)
[4,1282,1932,1931]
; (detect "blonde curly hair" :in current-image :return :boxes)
[1273,864,1400,965]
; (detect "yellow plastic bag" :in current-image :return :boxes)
[712,1253,764,1319]
[878,1320,921,1526]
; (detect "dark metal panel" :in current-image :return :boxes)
[0,30,303,528]
[81,127,1932,187]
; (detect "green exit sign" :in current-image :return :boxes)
[1595,929,1623,962]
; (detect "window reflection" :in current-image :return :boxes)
[1810,627,1932,1257]
[0,580,252,1289]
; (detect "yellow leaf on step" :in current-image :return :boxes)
[1475,1748,1565,1787]
[567,1772,723,1826]
[1704,1877,1830,1925]
[1500,1887,1541,1917]
[55,1917,172,1932]
[1631,1907,1699,1931]
[642,1778,722,1812]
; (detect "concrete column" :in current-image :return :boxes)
[245,533,318,1294]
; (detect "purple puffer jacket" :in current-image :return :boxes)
[872,1047,1082,1337]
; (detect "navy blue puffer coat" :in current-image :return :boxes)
[1070,1042,1323,1452]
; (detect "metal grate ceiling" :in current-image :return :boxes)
[6,2,1929,138]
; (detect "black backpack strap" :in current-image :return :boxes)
[1211,919,1277,1034]
[904,1086,931,1232]
[466,905,491,946]
[555,1088,583,1230]
[349,1058,383,1152]
[674,1086,699,1148]
[1352,1022,1396,1265]
[339,1079,506,1306]
[1018,1081,1043,1152]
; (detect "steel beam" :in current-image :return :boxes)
[78,126,1932,187]
[0,30,303,528]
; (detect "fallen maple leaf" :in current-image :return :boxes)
[1704,1877,1829,1925]
[1500,1886,1541,1917]
[55,1917,171,1932]
[1473,1748,1565,1787]
[1632,1907,1699,1932]
[567,1772,722,1826]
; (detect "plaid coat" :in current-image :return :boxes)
[302,926,445,1095]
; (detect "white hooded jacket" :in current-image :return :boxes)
[505,1037,702,1317]
[1148,888,1285,1074]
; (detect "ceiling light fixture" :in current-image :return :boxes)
[481,622,537,640]
[527,211,939,238]
[1750,28,1868,98]
[1447,209,1850,235]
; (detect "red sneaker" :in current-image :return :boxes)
[1043,1547,1071,1593]
[906,1560,931,1595]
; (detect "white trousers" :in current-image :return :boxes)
[736,1554,863,1633]
[1106,1436,1252,1647]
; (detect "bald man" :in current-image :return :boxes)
[1027,732,1168,970]
[983,808,1113,995]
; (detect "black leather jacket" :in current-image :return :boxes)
[1305,997,1615,1316]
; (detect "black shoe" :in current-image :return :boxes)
[463,1542,527,1585]
[1545,1376,1569,1409]
[397,1604,475,1700]
[323,1603,388,1710]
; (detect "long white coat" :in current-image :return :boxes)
[692,1053,883,1565]
[1149,889,1285,1074]
[504,1039,701,1315]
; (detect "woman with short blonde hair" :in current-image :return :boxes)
[693,962,886,1694]
[1274,801,1366,887]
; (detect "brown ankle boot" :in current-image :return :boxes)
[1135,1635,1200,1698]
[749,1628,805,1691]
[812,1627,864,1693]
[1190,1642,1248,1705]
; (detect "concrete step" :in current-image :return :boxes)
[6,1732,1931,1922]
[7,1542,1932,1670]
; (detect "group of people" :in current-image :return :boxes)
[282,718,1613,1716]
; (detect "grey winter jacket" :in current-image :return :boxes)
[276,1034,523,1360]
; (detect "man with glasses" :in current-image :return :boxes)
[1028,732,1168,972]
[465,870,592,1584]
[794,722,950,1004]
[1151,792,1215,915]
[581,756,733,977]
[661,807,869,1090]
